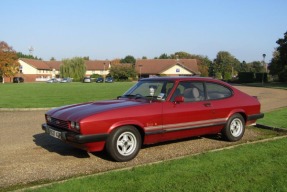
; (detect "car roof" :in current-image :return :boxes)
[140,76,213,82]
[140,76,231,87]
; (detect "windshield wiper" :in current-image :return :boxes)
[122,94,144,99]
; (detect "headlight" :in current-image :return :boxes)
[75,123,80,130]
[71,121,80,131]
[46,115,52,123]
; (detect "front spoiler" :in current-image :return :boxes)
[42,123,108,144]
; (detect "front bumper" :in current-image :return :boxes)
[42,123,108,144]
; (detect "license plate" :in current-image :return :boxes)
[46,126,62,140]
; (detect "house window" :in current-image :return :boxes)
[176,68,180,73]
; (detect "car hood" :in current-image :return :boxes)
[47,99,146,121]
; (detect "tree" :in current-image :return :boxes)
[17,52,42,60]
[83,56,89,60]
[0,41,20,83]
[171,51,192,59]
[189,55,211,77]
[269,50,280,76]
[120,55,136,64]
[158,53,171,59]
[247,61,264,73]
[239,61,248,72]
[60,57,86,81]
[109,65,137,81]
[269,31,287,82]
[110,59,121,65]
[214,51,240,80]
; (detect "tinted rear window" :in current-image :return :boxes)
[206,82,232,100]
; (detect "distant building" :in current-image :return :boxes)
[10,58,200,82]
[85,60,110,77]
[135,59,200,78]
[16,59,112,82]
[18,58,55,82]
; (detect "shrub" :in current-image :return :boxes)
[255,73,268,83]
[238,72,255,83]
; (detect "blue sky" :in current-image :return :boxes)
[1,0,287,63]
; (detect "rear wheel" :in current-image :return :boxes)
[106,126,141,162]
[222,114,245,142]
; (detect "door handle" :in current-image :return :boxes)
[204,102,211,107]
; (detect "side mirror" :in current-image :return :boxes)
[174,96,184,103]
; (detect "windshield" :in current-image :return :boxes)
[122,80,175,101]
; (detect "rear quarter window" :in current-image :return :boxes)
[206,82,233,100]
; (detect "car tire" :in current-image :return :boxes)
[106,126,142,162]
[222,113,245,142]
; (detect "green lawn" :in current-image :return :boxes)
[25,136,287,192]
[257,108,287,128]
[0,82,135,108]
[1,81,286,108]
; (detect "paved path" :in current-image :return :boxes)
[234,86,287,112]
[0,86,286,189]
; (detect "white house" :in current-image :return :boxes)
[17,59,111,82]
[12,58,200,82]
[135,59,200,78]
[18,58,55,82]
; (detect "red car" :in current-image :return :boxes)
[42,77,264,162]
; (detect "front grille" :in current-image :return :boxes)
[48,117,69,130]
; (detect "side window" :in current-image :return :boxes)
[171,81,205,102]
[206,83,232,100]
[170,83,184,101]
[163,82,175,100]
[165,82,175,96]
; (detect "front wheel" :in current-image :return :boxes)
[222,114,245,142]
[106,126,142,162]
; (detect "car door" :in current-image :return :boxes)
[161,81,221,141]
[205,82,234,119]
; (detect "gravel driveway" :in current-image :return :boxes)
[0,86,286,190]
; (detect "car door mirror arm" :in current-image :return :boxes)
[174,96,184,104]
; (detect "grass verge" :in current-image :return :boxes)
[25,136,287,192]
[257,107,287,128]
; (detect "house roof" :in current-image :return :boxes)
[19,58,51,70]
[135,59,200,75]
[19,59,112,71]
[110,63,133,67]
[85,60,110,70]
[19,58,200,75]
[46,61,62,70]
